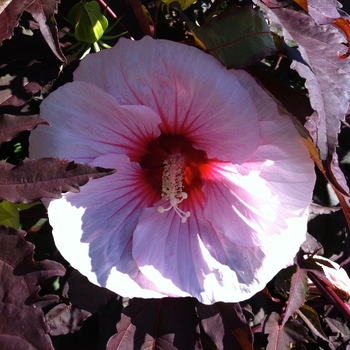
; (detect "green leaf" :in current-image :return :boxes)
[68,1,108,43]
[0,201,19,228]
[188,6,276,69]
[0,201,39,228]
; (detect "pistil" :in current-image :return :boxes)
[157,154,191,223]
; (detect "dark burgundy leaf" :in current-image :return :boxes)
[45,303,92,336]
[247,66,313,124]
[0,225,65,350]
[64,269,119,315]
[263,3,350,159]
[195,301,254,350]
[0,114,47,145]
[0,157,116,203]
[107,298,201,350]
[0,0,34,45]
[265,313,309,350]
[281,267,308,326]
[26,0,65,62]
[0,22,61,115]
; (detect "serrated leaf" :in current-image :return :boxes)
[45,303,91,336]
[282,267,308,326]
[325,317,350,339]
[26,0,65,62]
[264,4,350,159]
[0,114,47,145]
[188,6,276,69]
[64,269,118,314]
[0,158,116,203]
[107,298,201,350]
[0,225,65,350]
[195,301,254,350]
[307,0,341,25]
[297,305,330,345]
[0,0,34,45]
[0,0,64,61]
[265,312,309,350]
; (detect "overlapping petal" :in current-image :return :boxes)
[30,81,161,162]
[47,153,163,298]
[73,37,261,164]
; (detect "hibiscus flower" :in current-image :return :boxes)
[29,36,315,304]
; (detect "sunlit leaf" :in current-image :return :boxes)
[45,303,91,336]
[307,0,341,25]
[0,114,47,145]
[188,6,276,69]
[0,158,116,203]
[264,4,350,159]
[281,267,308,327]
[68,1,108,43]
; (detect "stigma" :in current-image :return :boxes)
[157,154,191,223]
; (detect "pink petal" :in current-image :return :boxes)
[202,68,315,247]
[29,81,161,162]
[48,153,163,298]
[131,193,274,303]
[73,37,261,164]
[132,194,214,300]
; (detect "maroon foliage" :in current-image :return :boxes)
[0,0,64,61]
[0,158,115,203]
[107,298,253,349]
[0,0,34,45]
[45,303,91,336]
[195,301,254,349]
[265,312,309,349]
[107,298,201,350]
[63,270,118,315]
[263,2,350,159]
[0,114,47,145]
[0,225,65,350]
[26,0,65,62]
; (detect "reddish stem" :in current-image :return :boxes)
[128,0,152,37]
[97,0,132,39]
[307,271,350,319]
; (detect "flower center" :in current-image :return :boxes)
[157,153,191,223]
